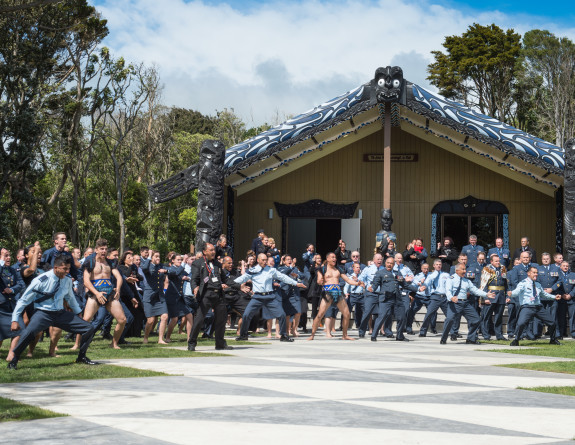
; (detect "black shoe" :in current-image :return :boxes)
[450,335,458,341]
[216,345,234,350]
[440,339,447,344]
[456,334,462,338]
[7,361,17,370]
[187,344,196,351]
[466,339,481,345]
[418,333,426,337]
[431,329,438,334]
[201,333,213,339]
[396,337,410,342]
[508,334,515,338]
[483,337,491,341]
[496,337,508,341]
[359,334,365,338]
[235,335,248,341]
[510,339,519,346]
[101,332,113,340]
[557,336,564,340]
[371,337,377,342]
[118,340,131,345]
[76,355,99,365]
[406,329,414,335]
[385,334,395,339]
[280,335,294,342]
[550,339,561,345]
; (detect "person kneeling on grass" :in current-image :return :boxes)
[7,255,98,370]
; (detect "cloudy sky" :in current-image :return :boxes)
[91,0,575,127]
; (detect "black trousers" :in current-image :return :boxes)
[189,292,227,349]
[12,309,96,361]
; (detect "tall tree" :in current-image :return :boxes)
[428,23,521,123]
[522,29,575,147]
[97,59,151,253]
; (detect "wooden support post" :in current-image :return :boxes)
[383,103,391,209]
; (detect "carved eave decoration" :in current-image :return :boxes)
[226,102,381,196]
[399,104,563,197]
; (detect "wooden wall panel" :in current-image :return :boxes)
[233,126,556,262]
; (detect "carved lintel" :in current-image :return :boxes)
[274,199,358,219]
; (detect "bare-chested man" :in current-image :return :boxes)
[74,238,126,349]
[308,252,359,341]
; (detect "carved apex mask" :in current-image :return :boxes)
[370,66,407,105]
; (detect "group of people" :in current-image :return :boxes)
[1,229,572,369]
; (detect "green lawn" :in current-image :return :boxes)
[484,338,575,396]
[502,361,575,375]
[0,396,66,422]
[518,386,575,396]
[483,338,575,358]
[0,332,254,384]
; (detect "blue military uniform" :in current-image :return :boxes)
[357,264,383,337]
[40,247,80,280]
[511,277,559,343]
[479,264,508,340]
[235,265,299,338]
[507,262,537,338]
[384,263,414,336]
[10,270,96,364]
[440,274,489,343]
[0,260,25,342]
[343,271,364,329]
[559,268,575,338]
[406,270,436,334]
[461,244,485,265]
[277,265,304,317]
[370,268,417,341]
[420,270,450,336]
[536,263,561,337]
[487,247,511,269]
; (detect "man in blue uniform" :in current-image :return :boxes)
[406,263,435,335]
[559,261,575,339]
[357,254,384,338]
[461,235,484,265]
[235,252,306,342]
[7,255,97,369]
[480,254,508,341]
[506,251,537,339]
[440,264,495,344]
[0,250,25,360]
[344,263,365,330]
[420,259,450,337]
[369,256,417,342]
[509,266,561,346]
[487,238,511,269]
[535,253,562,338]
[40,232,81,280]
[512,237,537,262]
[345,251,367,274]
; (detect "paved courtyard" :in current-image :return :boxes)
[1,334,575,444]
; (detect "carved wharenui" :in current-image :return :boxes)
[148,64,564,259]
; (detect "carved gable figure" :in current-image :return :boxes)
[370,66,407,105]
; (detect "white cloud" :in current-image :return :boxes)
[93,0,575,126]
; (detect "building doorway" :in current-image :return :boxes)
[431,195,509,255]
[286,217,361,264]
[442,215,498,251]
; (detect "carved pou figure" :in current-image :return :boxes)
[370,66,407,105]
